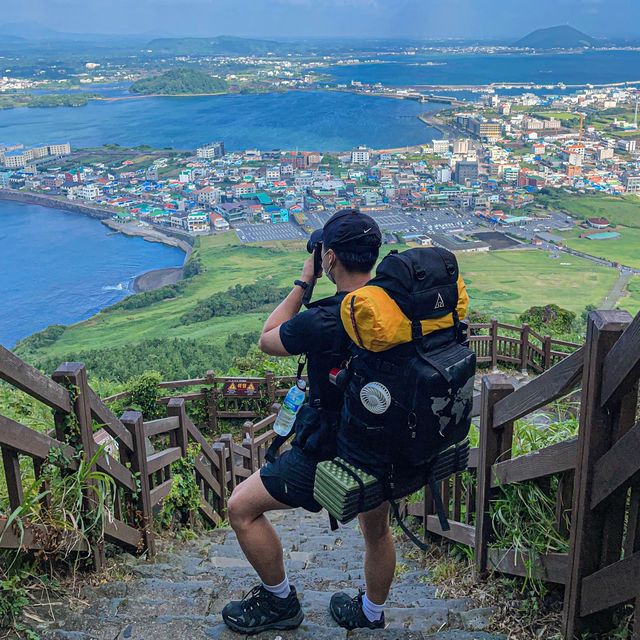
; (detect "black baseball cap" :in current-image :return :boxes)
[309,208,382,253]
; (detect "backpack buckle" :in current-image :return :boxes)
[413,264,426,281]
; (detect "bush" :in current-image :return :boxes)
[183,254,203,279]
[30,332,261,383]
[125,371,163,419]
[180,282,289,325]
[110,283,186,311]
[14,324,66,353]
[519,304,576,335]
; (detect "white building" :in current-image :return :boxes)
[196,141,224,160]
[77,184,101,200]
[432,140,450,154]
[266,166,281,180]
[351,146,370,164]
[48,143,72,156]
[197,186,221,206]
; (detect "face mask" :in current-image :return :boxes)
[322,250,336,284]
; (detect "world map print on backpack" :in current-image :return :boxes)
[339,246,476,475]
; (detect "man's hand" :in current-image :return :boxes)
[301,255,321,284]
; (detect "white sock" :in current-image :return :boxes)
[362,593,385,622]
[263,575,291,599]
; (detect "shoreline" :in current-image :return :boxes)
[0,190,193,296]
[101,219,193,293]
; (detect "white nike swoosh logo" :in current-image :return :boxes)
[363,228,371,233]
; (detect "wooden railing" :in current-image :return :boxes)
[102,321,579,431]
[406,310,640,637]
[0,345,279,570]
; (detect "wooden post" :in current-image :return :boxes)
[520,323,530,374]
[52,363,105,570]
[204,370,218,431]
[490,319,499,371]
[563,310,632,640]
[474,374,515,577]
[212,442,228,519]
[242,420,258,472]
[265,371,276,403]
[219,434,236,492]
[543,335,552,371]
[2,448,23,512]
[121,410,155,557]
[167,398,188,456]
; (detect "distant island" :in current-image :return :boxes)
[130,68,228,96]
[515,25,597,49]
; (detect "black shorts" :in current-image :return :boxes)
[260,444,323,513]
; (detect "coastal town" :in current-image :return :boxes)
[1,83,639,262]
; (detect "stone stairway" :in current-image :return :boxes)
[40,510,505,640]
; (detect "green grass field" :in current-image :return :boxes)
[542,193,640,229]
[457,249,618,320]
[21,232,621,366]
[557,226,640,270]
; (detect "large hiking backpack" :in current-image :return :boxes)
[339,246,477,470]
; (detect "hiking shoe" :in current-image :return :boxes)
[222,584,303,634]
[330,591,385,630]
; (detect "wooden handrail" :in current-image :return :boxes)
[146,447,182,476]
[491,439,577,487]
[492,346,584,429]
[0,414,77,464]
[0,345,72,413]
[144,416,180,438]
[600,310,640,408]
[88,388,134,452]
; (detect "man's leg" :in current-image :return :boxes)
[226,470,292,585]
[330,501,395,630]
[359,501,396,606]
[222,470,304,634]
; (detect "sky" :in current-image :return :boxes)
[1,0,639,40]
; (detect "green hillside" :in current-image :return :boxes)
[15,233,620,383]
[130,68,228,95]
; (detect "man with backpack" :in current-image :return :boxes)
[222,209,476,635]
[222,209,392,634]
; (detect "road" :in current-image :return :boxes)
[601,271,633,310]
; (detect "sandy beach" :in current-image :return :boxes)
[133,266,183,292]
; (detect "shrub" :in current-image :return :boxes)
[180,282,289,325]
[519,304,576,335]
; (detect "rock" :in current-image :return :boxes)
[453,607,496,631]
[349,630,425,640]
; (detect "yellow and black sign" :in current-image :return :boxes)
[222,379,259,397]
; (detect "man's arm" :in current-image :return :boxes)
[259,256,318,356]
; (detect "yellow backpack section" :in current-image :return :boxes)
[341,277,469,353]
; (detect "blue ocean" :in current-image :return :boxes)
[0,91,440,151]
[0,202,184,347]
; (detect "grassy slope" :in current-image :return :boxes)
[619,276,640,316]
[23,230,620,365]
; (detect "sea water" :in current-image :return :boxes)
[0,201,184,347]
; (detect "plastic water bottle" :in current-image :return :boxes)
[273,380,307,436]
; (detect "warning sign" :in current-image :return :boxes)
[222,379,260,397]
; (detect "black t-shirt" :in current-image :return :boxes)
[279,292,349,413]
